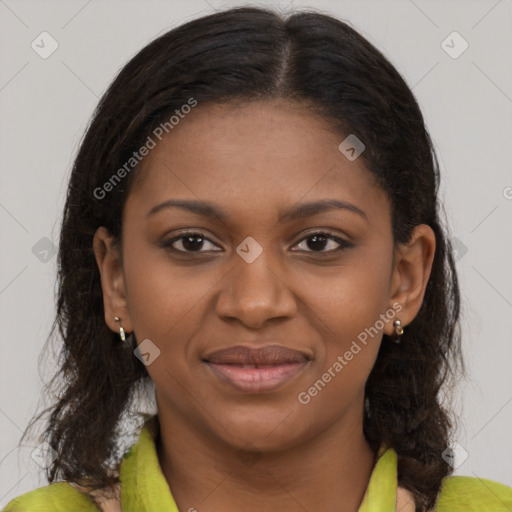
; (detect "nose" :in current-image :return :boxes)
[215,246,297,329]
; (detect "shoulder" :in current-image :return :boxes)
[435,475,512,511]
[2,482,99,512]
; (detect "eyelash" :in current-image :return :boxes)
[161,230,353,255]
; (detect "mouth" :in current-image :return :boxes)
[203,345,311,393]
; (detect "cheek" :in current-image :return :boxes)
[292,271,389,438]
[121,239,205,346]
[303,248,392,341]
[121,245,212,398]
[298,243,393,389]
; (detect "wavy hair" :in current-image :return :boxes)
[22,7,463,511]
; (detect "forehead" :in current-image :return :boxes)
[125,99,389,227]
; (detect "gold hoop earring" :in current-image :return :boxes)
[114,316,126,342]
[393,319,404,344]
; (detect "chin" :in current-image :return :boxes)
[209,407,312,452]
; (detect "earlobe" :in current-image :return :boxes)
[386,224,436,334]
[92,226,133,334]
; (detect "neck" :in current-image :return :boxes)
[155,409,377,512]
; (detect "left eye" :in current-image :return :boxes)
[292,233,350,253]
[164,233,221,253]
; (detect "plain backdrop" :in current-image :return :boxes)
[1,0,511,506]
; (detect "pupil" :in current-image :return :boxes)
[307,235,327,251]
[183,235,203,251]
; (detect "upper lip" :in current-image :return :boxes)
[204,345,310,365]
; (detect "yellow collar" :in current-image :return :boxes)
[118,416,407,512]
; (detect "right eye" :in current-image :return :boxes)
[161,231,223,254]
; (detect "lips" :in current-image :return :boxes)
[204,345,310,393]
[205,345,309,366]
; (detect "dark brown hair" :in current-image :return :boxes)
[22,6,463,511]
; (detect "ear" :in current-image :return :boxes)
[384,224,436,336]
[92,226,133,334]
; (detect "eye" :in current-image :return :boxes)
[162,230,352,255]
[292,232,352,253]
[162,231,222,253]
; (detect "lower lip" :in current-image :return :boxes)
[206,362,308,393]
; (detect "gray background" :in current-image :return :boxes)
[1,0,511,506]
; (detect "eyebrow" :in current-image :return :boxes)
[147,198,368,223]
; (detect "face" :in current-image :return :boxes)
[94,99,433,453]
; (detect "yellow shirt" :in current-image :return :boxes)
[3,418,512,511]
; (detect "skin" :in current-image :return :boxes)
[93,99,435,512]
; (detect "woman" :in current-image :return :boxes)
[4,6,512,512]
